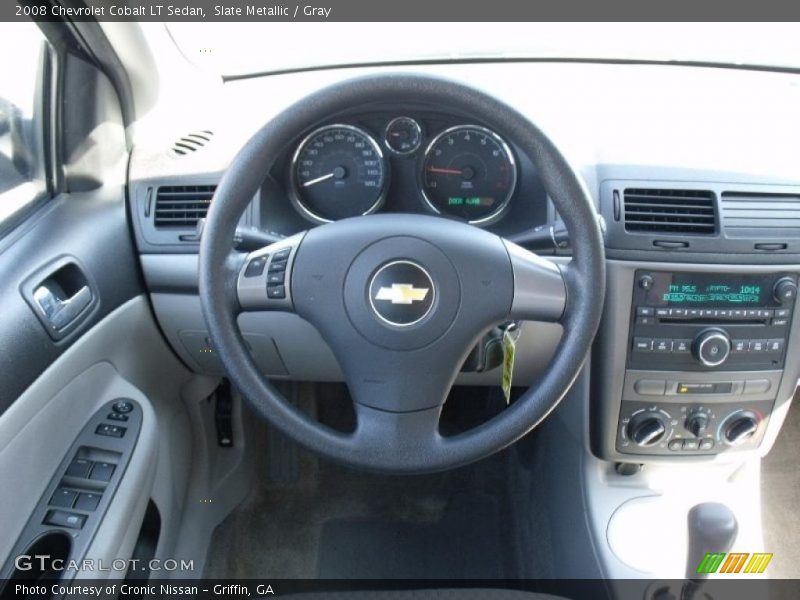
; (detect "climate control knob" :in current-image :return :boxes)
[693,329,731,367]
[627,412,668,447]
[686,412,710,438]
[723,412,760,446]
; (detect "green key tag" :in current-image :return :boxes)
[501,325,519,405]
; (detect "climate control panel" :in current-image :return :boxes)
[617,400,770,456]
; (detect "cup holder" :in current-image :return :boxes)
[1,531,72,599]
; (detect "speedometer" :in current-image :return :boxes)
[291,124,387,223]
[421,125,516,224]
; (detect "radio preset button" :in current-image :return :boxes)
[671,308,688,317]
[654,339,673,352]
[655,308,670,317]
[673,339,691,353]
[766,339,784,353]
[731,339,749,353]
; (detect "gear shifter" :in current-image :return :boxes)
[682,503,738,600]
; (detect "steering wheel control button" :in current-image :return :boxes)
[272,247,291,261]
[44,509,86,530]
[368,261,435,327]
[267,272,285,284]
[268,260,287,273]
[244,256,268,278]
[267,285,286,299]
[112,400,133,414]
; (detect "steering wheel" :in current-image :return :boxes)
[199,74,605,474]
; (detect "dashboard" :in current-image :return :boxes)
[128,61,800,466]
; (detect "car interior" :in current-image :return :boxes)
[1,19,799,600]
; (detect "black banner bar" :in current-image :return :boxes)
[6,0,800,22]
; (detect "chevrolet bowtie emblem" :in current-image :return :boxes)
[374,284,430,305]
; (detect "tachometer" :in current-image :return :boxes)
[291,124,387,223]
[421,125,516,224]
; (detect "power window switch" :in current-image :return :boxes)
[50,488,78,508]
[90,462,116,482]
[65,458,93,479]
[44,509,86,530]
[75,492,102,512]
[107,412,128,422]
[96,423,126,438]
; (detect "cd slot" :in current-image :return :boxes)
[659,317,765,326]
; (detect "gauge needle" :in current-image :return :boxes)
[427,166,463,176]
[302,172,335,187]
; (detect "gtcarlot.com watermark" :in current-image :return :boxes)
[14,554,194,573]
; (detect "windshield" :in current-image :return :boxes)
[167,22,800,77]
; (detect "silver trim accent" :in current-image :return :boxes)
[420,124,517,226]
[289,124,388,225]
[383,116,423,156]
[695,330,731,367]
[237,232,307,311]
[368,260,436,328]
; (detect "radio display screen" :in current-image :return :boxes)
[642,272,778,307]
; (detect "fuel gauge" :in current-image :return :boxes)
[384,117,423,155]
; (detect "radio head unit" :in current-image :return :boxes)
[628,270,796,372]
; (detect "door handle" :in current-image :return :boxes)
[33,284,92,330]
[21,257,98,340]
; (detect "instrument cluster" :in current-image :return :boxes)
[286,115,521,227]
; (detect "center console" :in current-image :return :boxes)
[593,262,800,462]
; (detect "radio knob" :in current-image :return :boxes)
[693,329,731,367]
[723,413,759,446]
[773,277,798,304]
[627,412,667,447]
[686,412,709,438]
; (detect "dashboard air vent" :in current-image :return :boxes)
[154,185,216,228]
[721,192,800,236]
[169,130,214,156]
[623,188,716,234]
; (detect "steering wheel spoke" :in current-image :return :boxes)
[236,232,305,312]
[351,402,443,462]
[503,239,567,322]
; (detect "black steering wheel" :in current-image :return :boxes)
[199,74,605,474]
